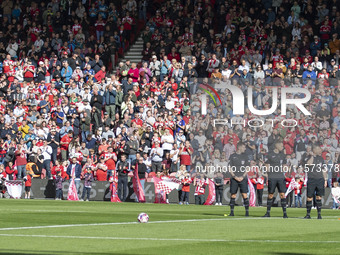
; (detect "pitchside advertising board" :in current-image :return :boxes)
[25,179,335,207]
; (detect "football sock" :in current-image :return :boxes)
[281,198,287,214]
[244,198,249,212]
[266,198,273,214]
[316,199,322,216]
[230,198,235,213]
[306,200,312,216]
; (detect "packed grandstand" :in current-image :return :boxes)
[0,0,339,207]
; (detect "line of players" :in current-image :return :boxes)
[225,142,327,219]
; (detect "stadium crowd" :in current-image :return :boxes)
[0,0,339,206]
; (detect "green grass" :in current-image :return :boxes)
[0,200,340,255]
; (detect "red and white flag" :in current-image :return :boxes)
[110,172,121,203]
[67,179,79,201]
[204,179,216,205]
[5,180,23,199]
[285,178,298,197]
[153,177,180,203]
[247,178,256,207]
[331,187,340,205]
[133,164,145,203]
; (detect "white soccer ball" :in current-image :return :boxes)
[138,213,149,223]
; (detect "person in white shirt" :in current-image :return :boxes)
[175,130,186,146]
[13,104,25,122]
[143,153,152,173]
[194,130,206,152]
[144,110,156,127]
[311,56,323,74]
[41,139,53,179]
[150,141,163,172]
[165,95,175,110]
[161,129,174,153]
[170,143,180,172]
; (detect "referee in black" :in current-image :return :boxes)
[263,141,288,218]
[303,145,327,219]
[225,142,250,217]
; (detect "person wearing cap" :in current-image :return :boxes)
[101,125,114,142]
[310,35,321,56]
[149,55,161,78]
[71,66,84,80]
[327,58,337,73]
[102,112,112,127]
[36,61,46,83]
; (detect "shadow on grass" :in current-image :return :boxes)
[270,253,311,255]
[0,250,140,255]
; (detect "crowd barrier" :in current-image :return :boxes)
[16,180,336,208]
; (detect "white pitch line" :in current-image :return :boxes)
[0,218,281,231]
[0,217,338,232]
[0,234,339,244]
[0,209,90,213]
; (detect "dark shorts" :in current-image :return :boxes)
[268,178,286,194]
[25,186,31,192]
[307,179,325,198]
[230,177,248,194]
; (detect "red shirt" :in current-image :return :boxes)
[194,178,207,195]
[97,164,106,181]
[96,168,107,181]
[60,135,72,151]
[132,118,143,127]
[128,68,139,82]
[15,150,27,166]
[256,177,264,190]
[25,174,32,187]
[94,70,106,82]
[122,16,133,30]
[5,166,16,176]
[180,147,193,165]
[51,165,64,176]
[181,178,192,192]
[104,152,116,170]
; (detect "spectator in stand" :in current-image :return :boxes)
[66,156,82,196]
[0,0,339,207]
[116,154,130,202]
[81,167,94,201]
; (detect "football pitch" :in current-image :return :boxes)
[0,200,339,255]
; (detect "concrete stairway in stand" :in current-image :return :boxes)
[122,36,143,64]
